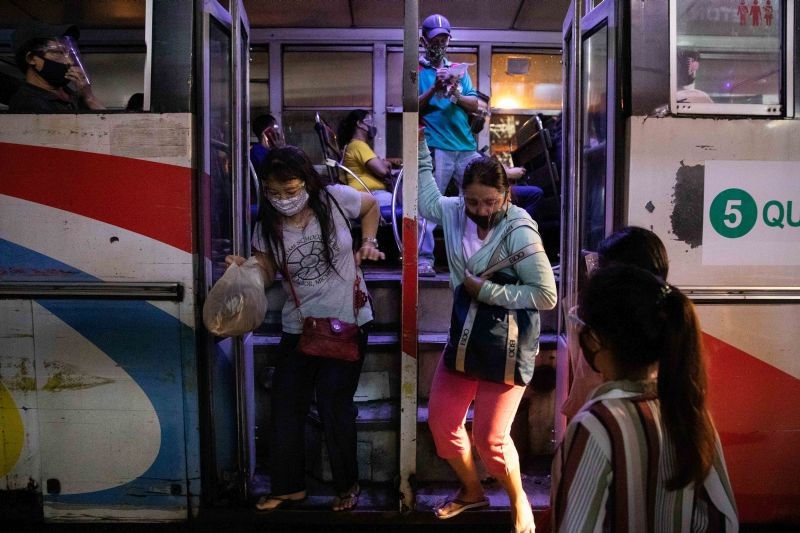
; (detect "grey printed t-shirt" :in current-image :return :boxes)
[252,184,373,334]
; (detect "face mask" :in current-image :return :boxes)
[578,328,602,373]
[36,57,70,88]
[425,42,447,64]
[466,210,493,231]
[360,122,377,139]
[268,189,309,217]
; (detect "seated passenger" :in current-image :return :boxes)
[250,113,285,169]
[337,110,394,207]
[553,266,738,531]
[9,24,104,112]
[676,49,713,104]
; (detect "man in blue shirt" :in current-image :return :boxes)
[417,14,481,275]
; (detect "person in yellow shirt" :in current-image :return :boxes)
[337,110,395,207]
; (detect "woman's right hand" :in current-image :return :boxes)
[225,255,246,267]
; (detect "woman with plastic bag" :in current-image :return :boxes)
[418,132,557,533]
[225,145,384,513]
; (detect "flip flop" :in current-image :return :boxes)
[332,484,360,512]
[254,491,307,513]
[434,496,490,519]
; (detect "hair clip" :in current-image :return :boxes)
[656,284,672,305]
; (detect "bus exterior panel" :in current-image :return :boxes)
[626,115,800,524]
[0,114,199,521]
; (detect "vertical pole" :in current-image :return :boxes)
[399,0,419,513]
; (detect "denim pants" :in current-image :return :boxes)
[419,148,481,265]
[269,326,369,494]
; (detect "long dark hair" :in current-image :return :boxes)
[578,266,715,489]
[257,145,338,273]
[598,226,669,279]
[337,109,370,149]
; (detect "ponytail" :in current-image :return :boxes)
[578,266,716,490]
[657,287,715,489]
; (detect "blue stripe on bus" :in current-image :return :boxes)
[1,239,197,508]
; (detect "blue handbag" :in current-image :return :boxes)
[443,219,545,386]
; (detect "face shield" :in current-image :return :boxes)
[57,35,91,87]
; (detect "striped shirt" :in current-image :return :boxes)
[552,380,738,532]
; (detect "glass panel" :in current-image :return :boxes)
[209,19,233,283]
[80,53,146,110]
[284,51,372,107]
[580,25,608,252]
[387,51,477,108]
[489,113,537,166]
[282,109,353,166]
[675,0,782,105]
[250,49,269,135]
[490,53,562,111]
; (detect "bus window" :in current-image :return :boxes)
[489,52,561,163]
[283,49,372,161]
[249,48,269,134]
[580,25,608,252]
[672,0,784,115]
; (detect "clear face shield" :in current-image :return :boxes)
[58,35,91,87]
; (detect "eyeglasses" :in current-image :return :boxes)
[38,46,69,61]
[464,192,507,211]
[265,182,305,199]
[566,306,587,328]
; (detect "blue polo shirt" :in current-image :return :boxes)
[418,57,478,152]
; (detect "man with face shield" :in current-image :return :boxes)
[9,24,104,112]
[675,48,713,104]
[417,14,481,276]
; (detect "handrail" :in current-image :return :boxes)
[391,168,426,255]
[683,286,800,304]
[0,281,184,301]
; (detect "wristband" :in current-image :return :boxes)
[362,237,379,249]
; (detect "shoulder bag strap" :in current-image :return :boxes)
[479,219,545,278]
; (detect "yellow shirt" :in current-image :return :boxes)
[342,139,388,193]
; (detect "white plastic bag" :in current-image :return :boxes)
[203,257,267,337]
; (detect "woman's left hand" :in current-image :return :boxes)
[354,243,385,266]
[463,269,485,299]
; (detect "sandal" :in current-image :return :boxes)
[254,490,306,513]
[331,483,360,512]
[434,496,490,519]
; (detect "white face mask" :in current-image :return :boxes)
[268,189,309,217]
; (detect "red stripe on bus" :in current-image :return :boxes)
[703,332,800,524]
[401,216,418,358]
[0,142,193,253]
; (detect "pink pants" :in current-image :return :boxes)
[428,356,527,478]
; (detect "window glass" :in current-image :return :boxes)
[491,53,562,111]
[284,51,372,107]
[209,19,233,283]
[282,109,353,166]
[580,26,608,252]
[489,113,536,166]
[387,50,477,108]
[80,53,146,110]
[250,49,269,132]
[674,0,782,110]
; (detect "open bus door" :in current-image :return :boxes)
[557,0,621,431]
[198,0,256,506]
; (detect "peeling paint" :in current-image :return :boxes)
[670,162,704,248]
[41,361,114,391]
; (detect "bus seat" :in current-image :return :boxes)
[511,116,560,199]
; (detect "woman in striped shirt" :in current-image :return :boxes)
[552,266,738,532]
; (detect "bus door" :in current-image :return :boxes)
[557,0,621,428]
[198,0,256,505]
